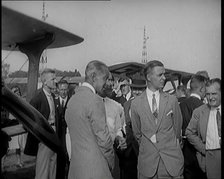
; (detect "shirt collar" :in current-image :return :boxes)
[43,88,51,97]
[82,82,96,94]
[190,93,201,100]
[211,105,221,111]
[146,87,160,97]
[60,96,67,102]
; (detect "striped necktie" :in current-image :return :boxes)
[216,108,221,137]
[152,94,158,122]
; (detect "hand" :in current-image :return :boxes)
[115,136,127,150]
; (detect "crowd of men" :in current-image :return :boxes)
[1,60,221,179]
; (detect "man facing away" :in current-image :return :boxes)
[65,60,114,179]
[179,75,207,179]
[131,60,184,179]
[186,78,221,179]
[175,85,187,104]
[24,68,58,179]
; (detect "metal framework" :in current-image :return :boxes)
[141,26,149,64]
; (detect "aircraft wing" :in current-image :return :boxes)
[109,62,194,84]
[2,6,84,51]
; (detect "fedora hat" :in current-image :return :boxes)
[130,79,147,88]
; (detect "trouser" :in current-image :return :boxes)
[138,158,183,179]
[183,140,206,179]
[35,142,57,179]
[206,149,221,179]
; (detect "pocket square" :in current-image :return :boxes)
[166,110,173,116]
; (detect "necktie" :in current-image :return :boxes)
[61,100,65,108]
[48,94,55,125]
[152,94,158,119]
[216,108,221,137]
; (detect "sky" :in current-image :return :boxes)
[2,0,221,78]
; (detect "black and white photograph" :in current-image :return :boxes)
[1,0,221,179]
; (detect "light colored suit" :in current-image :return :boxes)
[65,86,114,179]
[131,91,184,178]
[185,104,221,179]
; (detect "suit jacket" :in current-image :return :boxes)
[24,88,52,156]
[179,96,204,136]
[55,96,70,152]
[65,86,114,179]
[185,104,211,172]
[131,90,184,177]
[123,97,139,157]
[117,93,134,107]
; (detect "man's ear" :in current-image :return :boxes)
[146,74,151,82]
[91,72,96,82]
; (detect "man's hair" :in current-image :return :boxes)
[85,60,109,81]
[40,68,55,83]
[143,60,164,79]
[58,79,69,86]
[118,76,130,83]
[205,78,221,91]
[196,71,210,81]
[190,74,207,91]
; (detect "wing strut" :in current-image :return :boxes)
[17,32,55,102]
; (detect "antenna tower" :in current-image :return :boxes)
[40,0,48,72]
[141,26,149,64]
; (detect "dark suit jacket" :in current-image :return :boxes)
[24,88,53,156]
[54,96,70,154]
[179,96,204,136]
[123,98,139,157]
[117,93,134,107]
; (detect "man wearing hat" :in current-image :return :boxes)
[116,77,133,107]
[117,78,147,179]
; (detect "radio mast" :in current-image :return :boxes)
[141,26,149,64]
[40,0,48,71]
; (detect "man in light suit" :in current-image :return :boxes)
[24,68,58,179]
[186,78,221,179]
[131,60,184,179]
[65,60,114,179]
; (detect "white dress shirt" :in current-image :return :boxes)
[103,97,125,141]
[206,105,221,150]
[59,96,68,107]
[82,82,96,94]
[190,93,201,100]
[146,88,160,113]
[146,88,160,143]
[43,88,55,125]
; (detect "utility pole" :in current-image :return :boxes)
[40,0,48,72]
[141,26,149,64]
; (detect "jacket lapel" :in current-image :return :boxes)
[201,105,210,142]
[156,92,169,130]
[141,91,157,128]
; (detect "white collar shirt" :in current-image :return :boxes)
[146,88,160,112]
[190,93,201,100]
[82,82,96,94]
[103,97,125,141]
[125,90,132,101]
[43,88,55,124]
[59,96,68,107]
[206,105,221,150]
